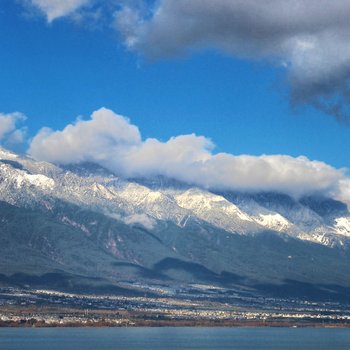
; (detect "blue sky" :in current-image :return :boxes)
[0,0,349,173]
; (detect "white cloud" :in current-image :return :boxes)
[6,128,27,145]
[124,213,156,230]
[115,0,350,120]
[20,1,350,119]
[28,0,91,21]
[28,107,350,199]
[0,112,27,144]
[28,107,141,166]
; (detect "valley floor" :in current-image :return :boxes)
[1,286,350,328]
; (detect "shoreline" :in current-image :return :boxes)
[1,319,350,328]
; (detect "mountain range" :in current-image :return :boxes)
[1,147,350,301]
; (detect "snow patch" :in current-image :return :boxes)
[0,148,18,159]
[61,216,91,236]
[254,213,291,232]
[25,174,55,190]
[334,217,350,237]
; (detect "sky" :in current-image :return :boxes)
[1,0,350,199]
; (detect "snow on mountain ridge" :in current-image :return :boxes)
[254,213,291,232]
[334,217,350,237]
[0,147,18,159]
[174,188,259,234]
[14,172,55,190]
[0,147,349,248]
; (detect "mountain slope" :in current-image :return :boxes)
[1,147,350,300]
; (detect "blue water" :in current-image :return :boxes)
[1,327,350,350]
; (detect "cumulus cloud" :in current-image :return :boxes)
[115,0,350,120]
[28,108,141,166]
[27,0,91,21]
[0,112,27,144]
[28,107,350,199]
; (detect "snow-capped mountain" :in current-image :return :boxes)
[1,147,350,298]
[1,147,350,247]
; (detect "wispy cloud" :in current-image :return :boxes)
[115,0,350,121]
[28,107,350,199]
[0,112,27,145]
[26,0,91,22]
[124,213,156,230]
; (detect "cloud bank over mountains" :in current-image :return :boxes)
[27,107,350,200]
[23,0,350,121]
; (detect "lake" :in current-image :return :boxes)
[1,327,350,350]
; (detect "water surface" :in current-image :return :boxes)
[1,327,350,350]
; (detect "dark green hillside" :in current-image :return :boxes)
[1,200,350,301]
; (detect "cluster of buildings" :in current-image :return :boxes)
[0,286,350,327]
